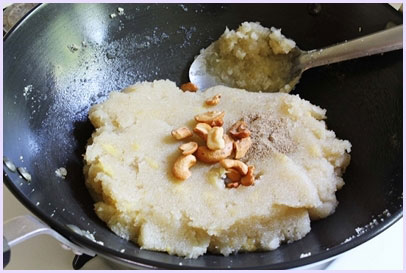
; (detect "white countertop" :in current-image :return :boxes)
[3,185,403,270]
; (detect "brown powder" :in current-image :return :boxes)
[238,112,296,161]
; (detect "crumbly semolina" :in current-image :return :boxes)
[204,22,298,92]
[84,80,351,258]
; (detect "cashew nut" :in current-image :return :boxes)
[234,136,252,159]
[205,94,221,106]
[171,127,193,140]
[229,120,251,139]
[207,127,225,150]
[195,135,233,163]
[194,123,212,140]
[220,159,248,175]
[226,182,240,188]
[172,154,197,180]
[180,82,198,92]
[241,165,255,186]
[194,111,225,127]
[179,141,198,155]
[226,168,242,182]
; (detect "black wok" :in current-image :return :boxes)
[3,3,403,269]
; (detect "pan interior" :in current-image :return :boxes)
[3,3,402,269]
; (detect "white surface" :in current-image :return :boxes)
[326,219,403,270]
[3,185,404,270]
[3,185,112,270]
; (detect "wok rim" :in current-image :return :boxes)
[3,3,403,269]
[4,174,403,269]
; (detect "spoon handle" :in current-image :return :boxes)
[299,25,403,71]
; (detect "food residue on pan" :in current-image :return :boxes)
[341,208,393,245]
[179,4,188,12]
[110,7,124,19]
[67,43,79,53]
[117,7,125,16]
[83,79,351,258]
[23,85,33,99]
[67,224,104,246]
[55,167,67,179]
[300,252,312,258]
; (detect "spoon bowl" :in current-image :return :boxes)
[190,24,403,92]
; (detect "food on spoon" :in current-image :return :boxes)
[202,22,298,92]
[83,80,351,258]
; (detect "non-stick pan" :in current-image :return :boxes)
[3,3,403,269]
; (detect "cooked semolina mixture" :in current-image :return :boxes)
[204,22,298,92]
[83,80,351,258]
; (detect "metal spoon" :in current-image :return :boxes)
[189,24,403,92]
